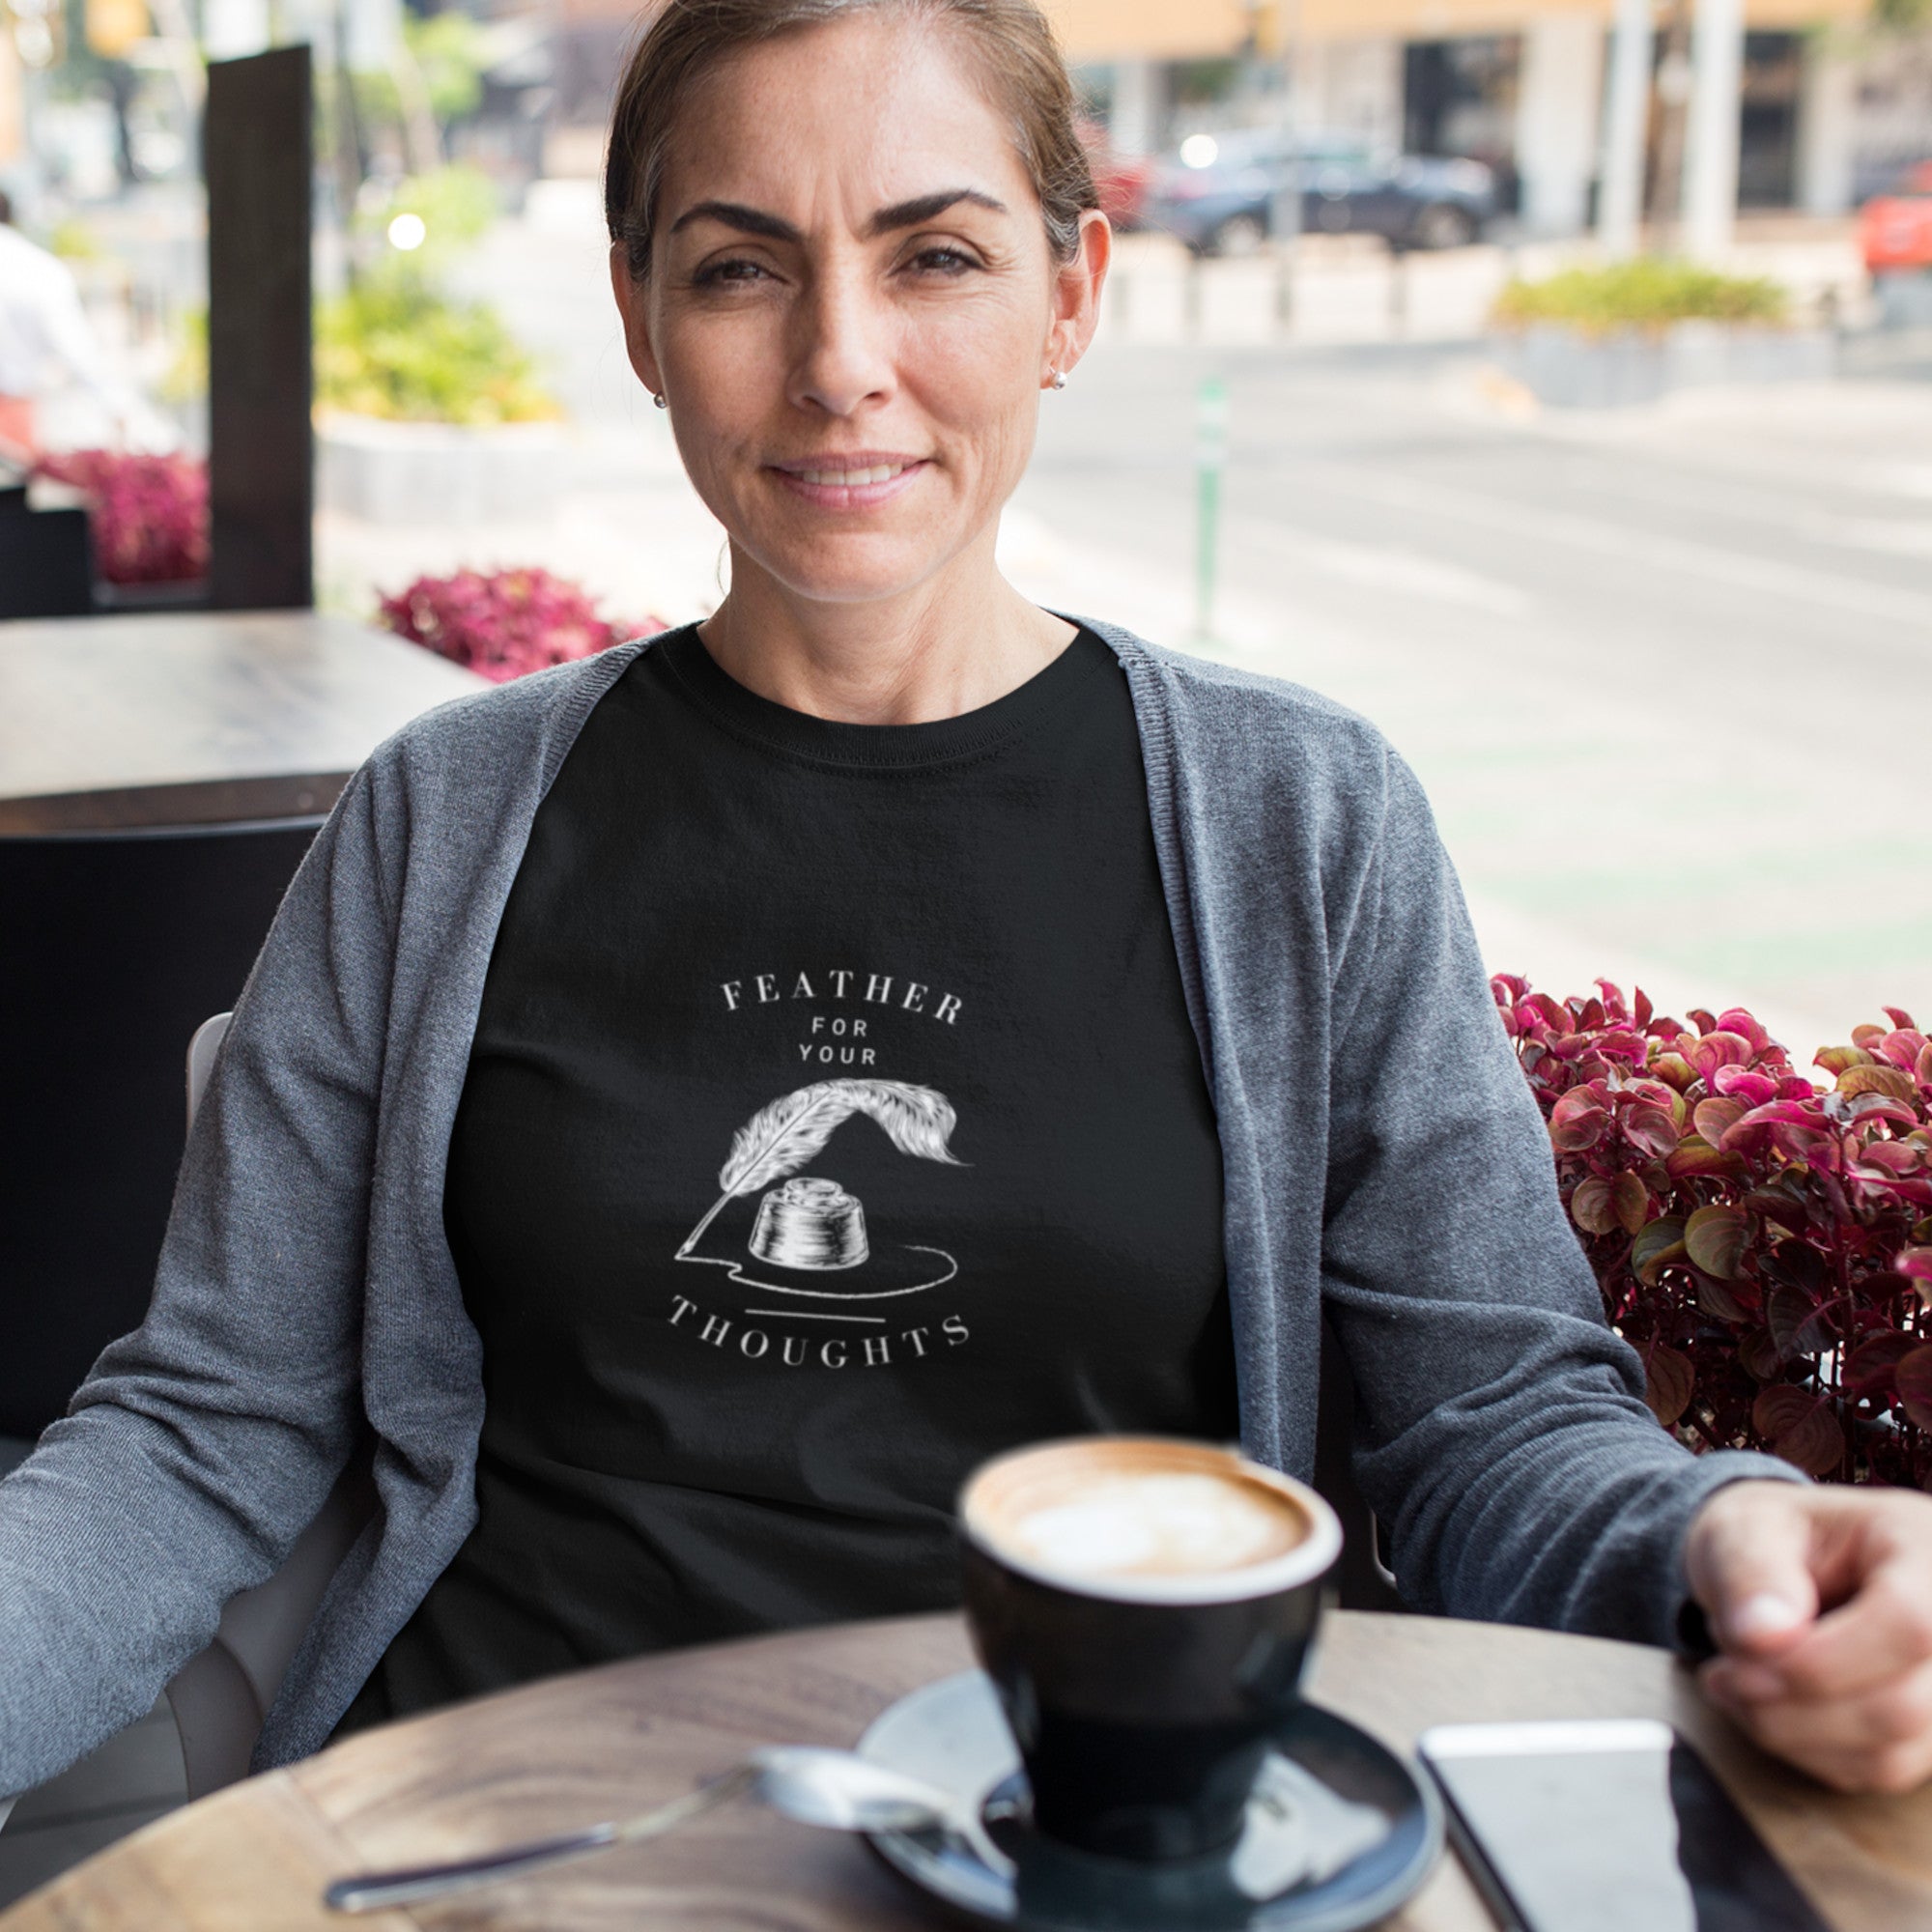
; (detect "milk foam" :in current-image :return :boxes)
[1004,1471,1299,1579]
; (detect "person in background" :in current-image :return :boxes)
[0,187,132,462]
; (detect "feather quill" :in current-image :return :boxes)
[679,1079,962,1258]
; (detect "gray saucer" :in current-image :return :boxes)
[858,1672,1441,1932]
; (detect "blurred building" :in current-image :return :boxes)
[1037,0,1924,235]
[522,0,1929,235]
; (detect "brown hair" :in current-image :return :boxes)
[605,0,1097,280]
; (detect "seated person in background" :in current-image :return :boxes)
[4,0,1931,1806]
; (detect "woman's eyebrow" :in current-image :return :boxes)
[668,201,802,242]
[667,188,1008,243]
[865,188,1008,235]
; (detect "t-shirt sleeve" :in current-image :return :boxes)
[0,766,393,1798]
[1317,747,1802,1647]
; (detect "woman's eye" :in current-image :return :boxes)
[905,246,978,277]
[693,258,769,288]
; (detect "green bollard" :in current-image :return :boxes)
[1194,374,1228,648]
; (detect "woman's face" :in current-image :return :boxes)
[611,14,1107,611]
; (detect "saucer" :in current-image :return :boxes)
[858,1672,1442,1932]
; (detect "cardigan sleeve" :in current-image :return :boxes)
[0,765,395,1797]
[1318,749,1802,1647]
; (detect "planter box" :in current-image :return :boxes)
[1492,322,1837,410]
[317,414,569,525]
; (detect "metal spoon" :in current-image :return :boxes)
[323,1746,966,1914]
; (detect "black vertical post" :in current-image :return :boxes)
[206,45,314,611]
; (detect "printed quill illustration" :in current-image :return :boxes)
[676,1079,965,1299]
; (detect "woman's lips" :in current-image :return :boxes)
[767,456,930,509]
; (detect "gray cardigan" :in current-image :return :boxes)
[0,623,1792,1794]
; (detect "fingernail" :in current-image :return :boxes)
[1731,1594,1805,1642]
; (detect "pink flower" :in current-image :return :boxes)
[376,567,666,683]
[33,448,209,584]
[1492,977,1932,1486]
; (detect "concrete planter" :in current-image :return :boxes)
[1492,321,1837,410]
[317,413,569,525]
[1876,271,1932,330]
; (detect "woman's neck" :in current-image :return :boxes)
[696,533,1075,724]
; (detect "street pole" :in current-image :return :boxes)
[1599,0,1655,258]
[1269,0,1305,334]
[1194,374,1228,648]
[1683,0,1745,260]
[1649,2,1693,251]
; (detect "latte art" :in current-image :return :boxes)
[961,1437,1326,1603]
[1003,1471,1306,1579]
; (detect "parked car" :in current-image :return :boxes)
[1078,118,1152,232]
[1861,159,1932,275]
[1144,130,1497,256]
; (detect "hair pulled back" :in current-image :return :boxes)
[605,0,1098,280]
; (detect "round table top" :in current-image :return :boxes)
[0,611,485,831]
[5,1610,1929,1932]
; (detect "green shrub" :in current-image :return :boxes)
[315,269,559,426]
[1493,259,1790,336]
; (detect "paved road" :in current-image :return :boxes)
[1008,341,1932,1053]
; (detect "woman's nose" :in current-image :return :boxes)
[788,269,895,418]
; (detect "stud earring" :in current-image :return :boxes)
[652,391,668,410]
[1050,369,1067,391]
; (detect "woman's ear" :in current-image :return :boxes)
[609,242,668,400]
[1046,210,1112,384]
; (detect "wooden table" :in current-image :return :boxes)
[6,1611,1928,1932]
[0,611,485,833]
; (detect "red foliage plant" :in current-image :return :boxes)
[377,568,664,684]
[1494,977,1932,1488]
[33,448,209,584]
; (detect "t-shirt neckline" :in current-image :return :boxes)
[651,619,1109,772]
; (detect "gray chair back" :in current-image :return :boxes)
[162,1012,374,1799]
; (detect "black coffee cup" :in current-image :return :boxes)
[958,1436,1341,1864]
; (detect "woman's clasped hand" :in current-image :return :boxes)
[1688,1481,1932,1794]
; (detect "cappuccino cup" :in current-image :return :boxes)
[958,1436,1341,1863]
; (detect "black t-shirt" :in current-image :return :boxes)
[343,623,1234,1724]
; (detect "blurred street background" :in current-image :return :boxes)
[4,0,1931,1055]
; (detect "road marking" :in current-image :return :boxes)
[1227,515,1535,618]
[1809,518,1932,558]
[1312,465,1932,633]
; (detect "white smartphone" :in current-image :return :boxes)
[1417,1719,1834,1932]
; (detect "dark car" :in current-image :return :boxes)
[1145,130,1497,256]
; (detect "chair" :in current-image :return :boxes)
[161,1012,376,1800]
[0,506,95,619]
[0,817,324,1439]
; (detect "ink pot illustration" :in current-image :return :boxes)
[676,1079,965,1299]
[749,1177,868,1270]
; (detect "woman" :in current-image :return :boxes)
[4,0,1930,1804]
